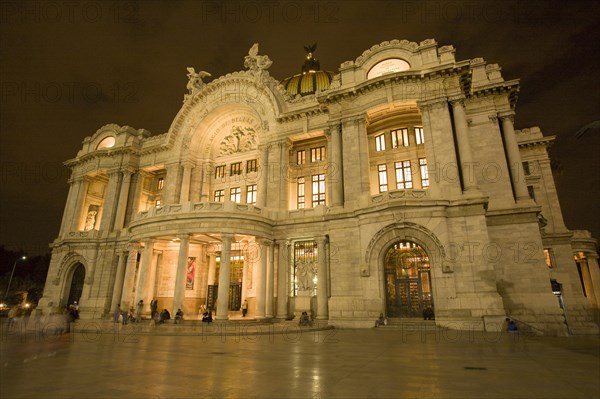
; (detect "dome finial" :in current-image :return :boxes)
[302,43,320,74]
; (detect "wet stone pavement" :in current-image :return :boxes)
[1,319,599,399]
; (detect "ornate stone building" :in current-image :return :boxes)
[38,40,599,334]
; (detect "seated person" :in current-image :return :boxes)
[506,318,518,333]
[423,307,434,320]
[375,313,387,327]
[202,309,213,323]
[174,308,184,324]
[159,309,171,323]
[298,311,312,326]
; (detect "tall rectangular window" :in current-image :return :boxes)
[311,146,325,162]
[230,162,242,176]
[419,158,429,188]
[297,177,306,209]
[375,134,386,151]
[391,128,409,148]
[246,159,258,173]
[157,177,164,190]
[415,127,424,145]
[246,185,257,205]
[312,174,326,206]
[395,160,413,189]
[527,185,536,201]
[378,164,388,192]
[522,161,531,176]
[215,165,226,179]
[544,249,554,268]
[297,150,306,165]
[214,189,224,202]
[230,187,241,203]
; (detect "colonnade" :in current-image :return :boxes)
[110,235,330,321]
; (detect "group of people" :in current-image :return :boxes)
[298,311,312,326]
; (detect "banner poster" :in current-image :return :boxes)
[186,257,196,290]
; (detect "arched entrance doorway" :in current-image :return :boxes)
[66,263,85,306]
[384,241,433,317]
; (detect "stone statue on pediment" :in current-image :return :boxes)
[185,67,211,101]
[244,43,272,76]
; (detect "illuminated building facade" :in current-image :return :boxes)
[39,40,599,334]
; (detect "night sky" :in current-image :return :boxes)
[1,0,599,255]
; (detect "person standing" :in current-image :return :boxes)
[113,304,121,323]
[150,299,158,319]
[241,299,248,317]
[135,300,144,323]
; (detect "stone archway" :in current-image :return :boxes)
[65,263,85,307]
[383,240,433,318]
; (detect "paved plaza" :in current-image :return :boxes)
[1,319,599,399]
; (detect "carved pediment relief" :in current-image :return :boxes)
[219,126,258,155]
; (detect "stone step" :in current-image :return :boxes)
[378,318,441,331]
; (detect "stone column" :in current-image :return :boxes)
[578,259,597,308]
[417,98,462,197]
[499,112,530,202]
[255,239,269,319]
[179,161,194,203]
[341,116,370,204]
[135,239,154,304]
[172,235,190,315]
[586,254,600,309]
[120,244,140,310]
[278,140,290,210]
[216,234,233,320]
[207,252,217,285]
[59,178,77,235]
[144,250,160,312]
[164,163,181,205]
[276,239,289,319]
[449,97,478,191]
[110,250,128,312]
[258,145,269,208]
[128,171,148,216]
[266,241,275,318]
[113,170,133,230]
[200,160,213,202]
[329,123,344,206]
[316,236,328,319]
[99,170,121,231]
[241,247,249,303]
[69,177,90,232]
[205,250,217,310]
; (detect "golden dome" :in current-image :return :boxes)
[281,70,334,96]
[281,44,334,96]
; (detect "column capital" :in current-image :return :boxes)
[488,113,499,123]
[340,114,365,126]
[181,159,196,169]
[128,242,141,251]
[177,234,191,242]
[275,239,289,247]
[417,97,448,111]
[221,233,234,243]
[498,111,516,123]
[448,94,466,105]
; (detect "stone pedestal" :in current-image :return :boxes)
[294,291,312,317]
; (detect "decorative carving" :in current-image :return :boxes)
[244,43,272,74]
[184,68,211,101]
[329,74,341,89]
[219,126,258,155]
[296,259,317,292]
